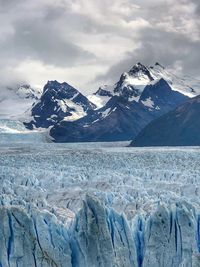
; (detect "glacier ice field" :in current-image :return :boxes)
[0,123,200,266]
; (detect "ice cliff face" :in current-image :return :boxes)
[0,197,200,267]
[0,145,200,266]
[0,207,72,267]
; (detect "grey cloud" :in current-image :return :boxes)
[95,0,200,84]
[0,0,199,90]
[2,20,94,67]
[0,4,95,68]
[97,29,200,84]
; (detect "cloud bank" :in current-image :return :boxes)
[0,0,199,93]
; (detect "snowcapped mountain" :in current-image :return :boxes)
[50,96,153,142]
[50,78,189,142]
[15,84,41,99]
[149,62,200,97]
[88,62,200,108]
[24,80,96,129]
[131,94,200,147]
[0,84,41,119]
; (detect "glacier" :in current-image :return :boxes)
[0,143,200,266]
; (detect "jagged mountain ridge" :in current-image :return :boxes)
[89,62,199,108]
[1,62,199,137]
[24,80,96,129]
[50,96,154,142]
[131,94,200,146]
[50,79,189,142]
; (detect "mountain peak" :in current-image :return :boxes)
[155,62,165,69]
[95,86,113,97]
[156,77,168,86]
[45,80,72,89]
[145,78,173,94]
[25,81,95,129]
[128,62,154,81]
[43,80,79,98]
[132,93,200,146]
[15,84,41,100]
[129,62,147,73]
[136,62,146,67]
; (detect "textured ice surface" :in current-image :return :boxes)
[0,143,200,266]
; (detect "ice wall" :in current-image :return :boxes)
[0,196,200,267]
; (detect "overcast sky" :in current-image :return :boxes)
[0,0,200,93]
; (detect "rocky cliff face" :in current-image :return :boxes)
[131,94,200,147]
[24,80,95,129]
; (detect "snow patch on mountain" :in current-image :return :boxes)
[141,97,154,108]
[149,63,199,97]
[88,93,110,109]
[62,99,87,122]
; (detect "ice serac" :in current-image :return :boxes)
[131,94,200,146]
[0,207,72,267]
[70,195,138,267]
[50,79,189,142]
[143,203,198,267]
[24,80,96,129]
[0,196,200,267]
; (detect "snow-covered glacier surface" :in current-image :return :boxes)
[0,119,47,144]
[0,143,200,267]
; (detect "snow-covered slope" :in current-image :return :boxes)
[0,119,47,143]
[89,62,200,107]
[0,84,41,120]
[0,84,47,143]
[24,80,96,129]
[0,144,200,266]
[149,63,200,97]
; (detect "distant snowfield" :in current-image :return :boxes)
[0,119,48,143]
[0,141,200,266]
